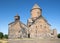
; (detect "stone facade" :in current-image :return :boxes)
[8,14,28,39]
[8,4,57,39]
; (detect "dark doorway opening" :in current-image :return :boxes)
[28,34,30,38]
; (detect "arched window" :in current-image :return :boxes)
[36,26,37,28]
[18,31,20,33]
[44,26,46,28]
[37,12,40,14]
[40,25,42,29]
[29,25,31,27]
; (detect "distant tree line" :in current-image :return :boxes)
[0,32,8,39]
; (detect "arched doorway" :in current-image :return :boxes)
[28,33,30,38]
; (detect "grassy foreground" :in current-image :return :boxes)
[0,39,8,43]
[0,38,60,43]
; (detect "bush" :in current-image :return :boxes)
[4,34,8,39]
[57,34,60,38]
[0,32,3,39]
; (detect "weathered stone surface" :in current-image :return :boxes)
[8,4,57,39]
[28,4,57,38]
[8,14,28,39]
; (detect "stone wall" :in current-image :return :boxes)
[28,17,51,38]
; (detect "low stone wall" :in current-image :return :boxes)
[8,38,60,43]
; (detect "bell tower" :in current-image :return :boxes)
[14,13,20,21]
[31,4,42,20]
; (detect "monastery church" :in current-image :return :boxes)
[8,4,57,39]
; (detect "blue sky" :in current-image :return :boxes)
[0,0,60,34]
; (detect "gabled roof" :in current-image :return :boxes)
[30,15,51,26]
[8,20,28,29]
[8,22,15,25]
[39,15,51,26]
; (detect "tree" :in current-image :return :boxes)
[0,32,3,39]
[57,33,60,38]
[4,34,8,39]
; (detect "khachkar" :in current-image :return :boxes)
[8,4,57,39]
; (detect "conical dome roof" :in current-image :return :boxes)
[32,4,41,9]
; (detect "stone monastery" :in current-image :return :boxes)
[8,4,57,39]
